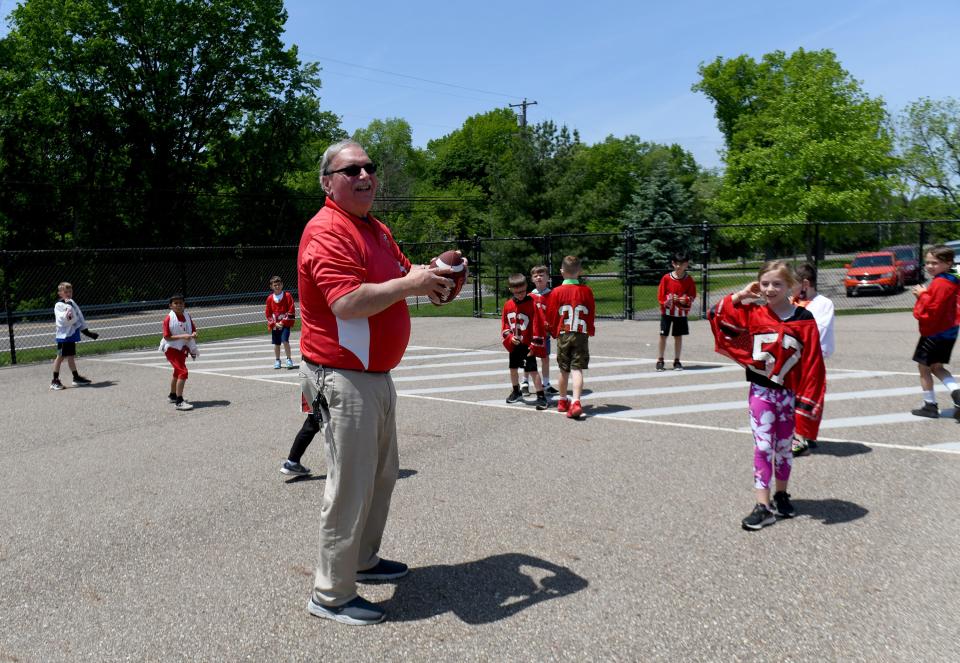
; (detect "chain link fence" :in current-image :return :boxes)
[4,219,960,365]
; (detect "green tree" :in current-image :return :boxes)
[621,162,699,278]
[353,118,422,211]
[0,0,331,248]
[897,97,960,215]
[694,49,897,255]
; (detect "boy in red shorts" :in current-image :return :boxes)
[160,294,199,411]
[545,256,596,419]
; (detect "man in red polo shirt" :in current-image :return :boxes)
[298,140,454,626]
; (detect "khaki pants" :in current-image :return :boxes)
[300,361,399,606]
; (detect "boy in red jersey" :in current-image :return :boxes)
[525,264,559,395]
[502,273,548,409]
[545,256,596,419]
[656,252,697,371]
[265,275,296,369]
[910,245,960,420]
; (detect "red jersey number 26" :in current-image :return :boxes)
[559,304,589,333]
[752,332,802,384]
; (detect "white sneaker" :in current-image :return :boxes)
[175,400,194,411]
[274,359,282,369]
[285,358,294,369]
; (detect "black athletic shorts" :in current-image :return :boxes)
[509,343,538,371]
[913,335,956,366]
[660,314,689,337]
[56,341,77,357]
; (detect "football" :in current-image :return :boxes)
[678,295,692,309]
[429,250,468,304]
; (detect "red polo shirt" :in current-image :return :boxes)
[298,198,412,371]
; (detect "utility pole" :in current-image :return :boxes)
[509,98,538,129]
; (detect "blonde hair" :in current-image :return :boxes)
[57,282,72,293]
[757,260,797,287]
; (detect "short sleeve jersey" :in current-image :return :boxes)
[297,198,412,372]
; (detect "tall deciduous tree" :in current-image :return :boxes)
[897,97,960,215]
[694,49,896,254]
[0,0,332,248]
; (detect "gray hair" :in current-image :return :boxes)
[319,139,365,182]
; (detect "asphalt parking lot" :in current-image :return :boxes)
[1,312,958,662]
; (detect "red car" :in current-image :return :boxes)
[880,245,921,285]
[844,251,904,297]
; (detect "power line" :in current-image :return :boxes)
[305,54,523,100]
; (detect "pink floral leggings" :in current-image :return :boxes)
[748,384,795,490]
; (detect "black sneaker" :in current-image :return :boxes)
[911,402,939,418]
[357,558,408,581]
[772,491,795,518]
[535,395,549,410]
[50,379,65,391]
[673,359,683,371]
[741,503,776,531]
[506,389,522,404]
[168,393,179,404]
[306,595,385,625]
[71,375,92,386]
[545,385,559,395]
[281,460,311,476]
[520,381,530,395]
[952,389,960,421]
[655,359,665,372]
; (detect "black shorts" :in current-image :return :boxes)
[660,314,689,337]
[913,335,956,366]
[509,344,538,371]
[56,341,77,357]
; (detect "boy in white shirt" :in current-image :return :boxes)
[50,282,99,390]
[792,263,835,454]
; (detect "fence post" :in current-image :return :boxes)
[918,221,927,284]
[494,261,500,315]
[177,246,187,297]
[472,235,481,317]
[623,230,634,321]
[700,222,710,318]
[1,251,15,365]
[814,222,821,268]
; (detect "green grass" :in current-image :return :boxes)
[1,321,283,367]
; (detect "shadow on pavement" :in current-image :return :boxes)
[384,553,588,624]
[586,403,632,415]
[792,498,869,525]
[809,440,873,457]
[189,399,231,409]
[82,380,118,389]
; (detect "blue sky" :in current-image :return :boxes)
[3,0,958,169]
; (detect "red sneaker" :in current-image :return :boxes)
[567,400,583,419]
[557,398,569,413]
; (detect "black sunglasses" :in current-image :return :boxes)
[325,162,377,177]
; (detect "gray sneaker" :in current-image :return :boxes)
[357,558,408,581]
[281,460,311,476]
[306,596,385,625]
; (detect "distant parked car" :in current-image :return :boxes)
[844,251,904,297]
[880,245,921,284]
